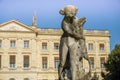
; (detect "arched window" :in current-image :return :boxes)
[9,78,15,80]
[24,78,29,80]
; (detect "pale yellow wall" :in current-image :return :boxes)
[0,20,110,80]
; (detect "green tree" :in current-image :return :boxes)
[101,44,120,80]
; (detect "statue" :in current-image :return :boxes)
[58,5,91,80]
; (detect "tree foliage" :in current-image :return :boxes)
[101,44,120,80]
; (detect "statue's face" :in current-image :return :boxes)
[59,5,78,17]
[64,6,77,17]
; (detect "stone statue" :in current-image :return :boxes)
[58,5,91,80]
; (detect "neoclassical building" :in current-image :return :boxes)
[0,16,110,80]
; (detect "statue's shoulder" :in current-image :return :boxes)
[73,17,79,25]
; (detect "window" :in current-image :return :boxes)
[88,43,93,50]
[0,40,2,48]
[42,42,47,50]
[24,41,29,48]
[10,55,15,68]
[42,57,47,69]
[99,44,104,51]
[0,55,1,68]
[23,55,29,68]
[100,57,105,68]
[54,43,59,50]
[90,57,94,69]
[10,40,16,48]
[54,57,59,69]
[9,78,15,80]
[24,78,29,80]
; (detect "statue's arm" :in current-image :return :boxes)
[62,21,73,35]
[78,17,86,27]
[62,21,83,39]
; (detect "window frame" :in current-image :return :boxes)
[42,42,47,50]
[54,43,59,50]
[88,43,94,50]
[24,78,29,80]
[100,57,105,68]
[9,78,15,80]
[24,40,29,48]
[99,43,105,51]
[42,57,47,69]
[0,55,1,68]
[54,57,59,69]
[10,55,16,68]
[90,57,94,69]
[10,40,16,48]
[23,55,29,68]
[0,40,2,48]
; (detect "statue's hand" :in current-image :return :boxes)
[78,17,86,26]
[79,17,86,22]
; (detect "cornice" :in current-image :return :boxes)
[0,30,35,33]
[0,20,111,37]
[85,34,111,37]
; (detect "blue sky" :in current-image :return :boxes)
[0,0,120,50]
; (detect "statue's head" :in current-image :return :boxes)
[60,5,78,17]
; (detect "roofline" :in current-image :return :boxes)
[0,20,36,33]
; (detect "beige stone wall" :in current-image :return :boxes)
[0,20,110,80]
[0,73,37,80]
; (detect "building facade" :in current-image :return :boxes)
[0,20,110,80]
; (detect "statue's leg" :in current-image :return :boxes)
[69,43,78,80]
[58,40,68,80]
[80,39,90,64]
[81,39,91,79]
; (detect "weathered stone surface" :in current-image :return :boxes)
[58,5,91,80]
